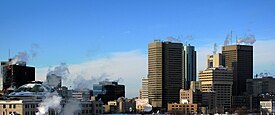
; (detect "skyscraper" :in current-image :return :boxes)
[148,40,183,109]
[222,45,253,96]
[183,44,196,90]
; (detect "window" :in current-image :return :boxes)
[9,104,12,108]
[13,104,16,108]
[3,104,6,108]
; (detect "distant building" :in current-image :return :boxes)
[222,45,253,96]
[207,53,225,68]
[199,67,233,110]
[167,103,198,114]
[141,78,148,99]
[246,77,275,96]
[260,100,275,114]
[179,89,202,105]
[190,81,201,91]
[0,59,35,94]
[135,98,149,112]
[93,81,125,104]
[183,44,197,90]
[148,40,184,109]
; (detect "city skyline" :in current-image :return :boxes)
[1,0,275,98]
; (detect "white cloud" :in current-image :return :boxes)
[36,50,147,98]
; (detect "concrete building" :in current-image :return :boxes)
[0,59,35,94]
[198,67,233,110]
[148,40,184,109]
[222,45,253,96]
[207,53,225,68]
[179,89,202,105]
[183,44,197,90]
[167,103,198,114]
[246,77,275,96]
[141,78,148,99]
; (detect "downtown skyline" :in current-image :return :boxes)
[1,0,275,98]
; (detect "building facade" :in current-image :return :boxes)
[141,78,148,99]
[246,77,275,96]
[183,44,197,90]
[207,53,225,68]
[93,81,125,104]
[198,67,233,109]
[148,40,184,109]
[222,45,253,96]
[0,60,35,94]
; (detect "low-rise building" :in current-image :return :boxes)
[167,103,198,114]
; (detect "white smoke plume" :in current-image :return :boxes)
[61,98,81,115]
[237,34,256,45]
[224,34,231,46]
[36,93,62,115]
[9,43,40,65]
[213,43,218,54]
[185,35,193,40]
[47,63,70,88]
[166,36,181,42]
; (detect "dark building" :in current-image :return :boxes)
[246,77,275,96]
[148,40,185,109]
[93,81,125,104]
[0,60,35,94]
[222,45,253,96]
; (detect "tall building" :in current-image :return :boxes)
[93,81,125,104]
[222,45,253,96]
[141,78,148,99]
[0,59,35,94]
[183,44,196,90]
[148,40,184,109]
[207,53,225,68]
[198,67,233,109]
[246,77,275,96]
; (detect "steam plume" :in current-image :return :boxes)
[166,36,181,42]
[237,34,256,44]
[9,43,40,65]
[61,98,81,115]
[36,93,62,115]
[224,34,231,46]
[213,43,218,54]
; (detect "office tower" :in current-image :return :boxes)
[183,44,196,90]
[199,67,233,109]
[148,40,183,108]
[0,59,35,93]
[207,53,225,68]
[141,78,148,99]
[246,77,275,96]
[93,81,125,104]
[222,45,253,96]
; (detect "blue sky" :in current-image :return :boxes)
[1,0,275,97]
